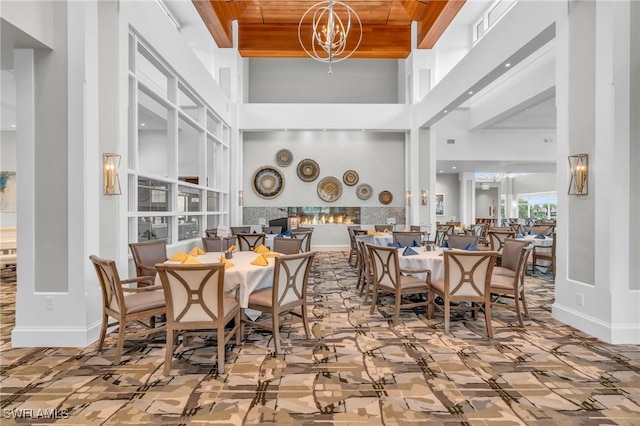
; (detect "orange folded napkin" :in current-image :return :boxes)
[254,244,270,254]
[262,252,280,258]
[250,254,269,266]
[182,255,202,264]
[169,251,188,261]
[189,247,206,256]
[218,256,234,269]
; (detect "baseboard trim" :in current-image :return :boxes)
[11,320,102,348]
[552,303,640,344]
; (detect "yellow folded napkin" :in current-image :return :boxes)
[374,232,384,237]
[228,245,238,253]
[367,229,375,235]
[254,244,270,254]
[189,247,205,256]
[263,252,280,258]
[384,228,389,233]
[169,251,187,261]
[218,256,234,269]
[182,255,201,264]
[250,254,269,266]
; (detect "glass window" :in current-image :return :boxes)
[488,0,515,27]
[207,191,220,211]
[178,185,201,212]
[136,44,169,97]
[138,178,171,211]
[178,115,201,180]
[207,214,221,230]
[138,88,170,176]
[138,216,171,242]
[178,83,202,122]
[178,215,201,241]
[207,112,221,137]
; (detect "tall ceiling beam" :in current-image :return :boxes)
[417,0,466,49]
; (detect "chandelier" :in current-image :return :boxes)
[298,0,362,74]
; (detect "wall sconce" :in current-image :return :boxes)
[103,153,121,195]
[568,154,588,195]
[421,190,428,205]
[405,190,412,206]
[238,190,244,206]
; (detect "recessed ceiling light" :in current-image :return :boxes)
[140,122,146,127]
[284,129,288,131]
[505,62,511,67]
[468,91,473,95]
[444,110,448,114]
[10,124,16,128]
[452,166,457,169]
[439,170,444,173]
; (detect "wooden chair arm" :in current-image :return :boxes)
[122,284,163,293]
[121,276,155,287]
[400,268,431,282]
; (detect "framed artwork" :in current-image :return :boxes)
[0,171,17,212]
[435,193,445,216]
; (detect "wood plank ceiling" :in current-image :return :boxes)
[192,0,466,59]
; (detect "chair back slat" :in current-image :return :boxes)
[444,251,496,299]
[237,233,266,251]
[367,244,399,290]
[129,240,167,277]
[291,230,313,252]
[392,231,422,247]
[273,252,315,308]
[273,237,303,255]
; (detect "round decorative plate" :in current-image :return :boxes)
[297,159,320,182]
[378,190,393,205]
[251,166,285,199]
[275,149,293,167]
[317,176,343,203]
[343,170,359,186]
[356,183,373,200]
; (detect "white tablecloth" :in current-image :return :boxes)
[396,247,446,282]
[516,234,553,271]
[160,251,276,308]
[372,233,394,247]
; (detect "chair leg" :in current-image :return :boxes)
[164,329,175,375]
[520,290,529,317]
[514,294,524,328]
[97,314,109,352]
[272,313,281,354]
[114,323,127,364]
[301,304,311,339]
[369,285,378,314]
[484,303,493,338]
[444,302,450,334]
[427,291,434,320]
[217,326,225,374]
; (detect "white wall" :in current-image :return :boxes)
[243,131,406,207]
[435,174,460,222]
[248,58,399,104]
[514,173,556,194]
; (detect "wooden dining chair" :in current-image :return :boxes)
[392,231,423,247]
[374,225,391,232]
[89,255,166,364]
[356,237,375,302]
[427,250,498,336]
[490,244,533,328]
[447,234,480,249]
[202,236,237,252]
[205,228,218,238]
[487,230,516,262]
[129,240,168,278]
[272,237,303,255]
[347,225,362,266]
[262,226,282,235]
[230,226,252,235]
[532,233,556,278]
[241,251,316,353]
[367,244,431,326]
[291,230,313,252]
[156,262,241,375]
[354,234,374,297]
[237,233,266,251]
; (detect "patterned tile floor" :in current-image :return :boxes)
[1,253,639,425]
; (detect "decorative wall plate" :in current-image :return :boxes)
[317,176,343,203]
[343,170,359,186]
[378,190,393,205]
[251,166,285,199]
[275,149,293,167]
[297,159,320,182]
[356,183,373,200]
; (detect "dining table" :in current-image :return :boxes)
[372,232,394,247]
[396,246,446,282]
[516,233,554,272]
[160,251,277,308]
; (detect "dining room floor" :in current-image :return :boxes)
[1,252,639,425]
